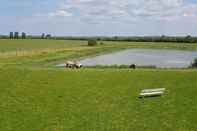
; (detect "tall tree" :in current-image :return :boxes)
[21,32,26,39]
[41,33,45,39]
[9,32,13,39]
[14,32,19,39]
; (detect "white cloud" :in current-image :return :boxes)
[53,0,197,23]
[2,0,197,36]
[48,10,72,17]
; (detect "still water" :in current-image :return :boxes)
[79,49,197,68]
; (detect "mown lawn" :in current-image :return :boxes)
[0,68,197,131]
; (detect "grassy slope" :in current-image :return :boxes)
[1,39,197,131]
[0,68,197,131]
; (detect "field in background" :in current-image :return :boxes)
[1,39,197,68]
[1,39,197,131]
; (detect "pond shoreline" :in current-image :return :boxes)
[76,48,197,68]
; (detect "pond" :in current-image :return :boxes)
[79,49,197,68]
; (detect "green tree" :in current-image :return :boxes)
[185,35,192,43]
[46,34,51,39]
[14,32,19,39]
[41,33,45,39]
[9,32,13,39]
[21,32,26,39]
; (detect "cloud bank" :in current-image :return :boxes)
[1,0,197,36]
[48,0,197,23]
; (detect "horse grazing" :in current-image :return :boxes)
[65,61,82,69]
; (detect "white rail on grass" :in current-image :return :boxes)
[139,88,165,98]
[141,88,166,93]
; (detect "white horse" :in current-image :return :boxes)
[65,61,82,68]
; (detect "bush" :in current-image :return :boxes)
[88,39,97,46]
[191,58,197,68]
[100,42,104,45]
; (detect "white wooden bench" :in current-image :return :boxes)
[139,88,165,98]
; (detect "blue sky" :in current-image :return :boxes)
[1,0,197,36]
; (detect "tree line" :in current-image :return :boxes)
[0,33,197,43]
[63,35,197,43]
[47,35,197,43]
[0,32,52,39]
[9,32,26,39]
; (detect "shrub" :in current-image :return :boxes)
[191,58,197,68]
[100,42,104,45]
[88,39,97,46]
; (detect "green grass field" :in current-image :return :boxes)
[1,39,197,131]
[1,68,197,131]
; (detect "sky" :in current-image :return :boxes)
[1,0,197,36]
